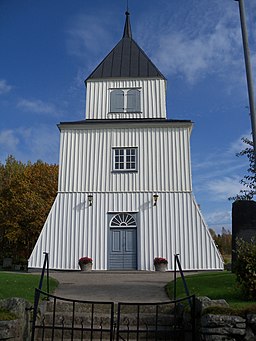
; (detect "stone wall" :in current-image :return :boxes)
[0,298,32,341]
[194,297,256,341]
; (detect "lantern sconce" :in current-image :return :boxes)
[88,194,93,207]
[153,193,159,206]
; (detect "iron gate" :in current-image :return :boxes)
[31,289,195,341]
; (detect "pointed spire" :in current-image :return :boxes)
[86,9,166,80]
[123,11,132,38]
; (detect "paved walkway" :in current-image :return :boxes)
[47,271,174,303]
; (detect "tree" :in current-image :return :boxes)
[0,156,58,262]
[210,227,232,257]
[234,238,256,300]
[229,137,255,201]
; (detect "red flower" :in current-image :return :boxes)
[79,257,93,265]
[154,257,168,265]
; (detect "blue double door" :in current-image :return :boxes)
[109,227,137,270]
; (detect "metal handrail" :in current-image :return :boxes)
[38,252,49,293]
[31,252,50,341]
[174,253,192,308]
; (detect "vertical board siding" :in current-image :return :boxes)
[28,192,223,271]
[85,79,167,120]
[58,126,192,193]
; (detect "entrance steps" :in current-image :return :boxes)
[33,299,184,340]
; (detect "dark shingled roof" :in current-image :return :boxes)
[58,118,192,126]
[86,12,166,81]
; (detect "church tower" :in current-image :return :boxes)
[29,12,223,271]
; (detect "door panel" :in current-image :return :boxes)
[109,228,137,269]
[112,230,122,252]
[125,230,136,252]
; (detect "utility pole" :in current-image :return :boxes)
[235,0,256,164]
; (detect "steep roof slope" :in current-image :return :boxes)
[86,12,166,81]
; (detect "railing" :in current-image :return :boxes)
[31,289,195,341]
[31,289,115,341]
[116,297,196,341]
[31,253,196,340]
[31,252,50,341]
[38,252,50,293]
[173,253,192,307]
[173,254,196,340]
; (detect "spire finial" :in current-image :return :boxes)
[126,0,129,13]
[123,9,132,38]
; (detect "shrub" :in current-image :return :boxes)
[234,237,256,300]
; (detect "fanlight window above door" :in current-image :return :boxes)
[110,213,137,227]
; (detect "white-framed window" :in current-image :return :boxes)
[110,89,141,113]
[112,147,138,172]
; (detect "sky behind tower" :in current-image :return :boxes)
[1,0,256,233]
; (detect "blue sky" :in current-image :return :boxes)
[1,0,256,233]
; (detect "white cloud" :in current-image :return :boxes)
[205,210,231,226]
[192,131,251,207]
[154,15,241,83]
[66,13,115,61]
[228,132,252,155]
[133,0,244,85]
[0,126,59,164]
[205,210,232,234]
[206,176,245,201]
[0,130,19,154]
[17,98,59,116]
[26,125,59,163]
[0,79,12,94]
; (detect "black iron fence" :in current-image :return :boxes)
[116,297,196,341]
[31,289,115,341]
[31,253,196,340]
[31,289,195,341]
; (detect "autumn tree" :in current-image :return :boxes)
[0,155,58,263]
[210,227,232,258]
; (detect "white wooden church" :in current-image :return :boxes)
[28,12,223,271]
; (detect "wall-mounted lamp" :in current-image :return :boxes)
[153,193,159,206]
[88,194,93,206]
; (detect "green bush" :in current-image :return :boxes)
[234,238,256,300]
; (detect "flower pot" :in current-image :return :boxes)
[80,263,92,272]
[154,263,167,272]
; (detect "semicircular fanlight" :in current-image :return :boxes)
[110,213,136,227]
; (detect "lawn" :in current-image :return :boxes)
[166,271,256,309]
[0,272,58,303]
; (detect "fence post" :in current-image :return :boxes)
[45,252,49,294]
[31,288,40,341]
[175,254,192,308]
[191,294,196,341]
[174,254,177,301]
[38,252,49,293]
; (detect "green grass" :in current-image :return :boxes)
[166,271,256,309]
[0,272,58,303]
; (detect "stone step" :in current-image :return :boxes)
[34,300,182,340]
[34,326,183,341]
[40,310,175,324]
[45,301,114,314]
[44,300,175,314]
[35,327,112,340]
